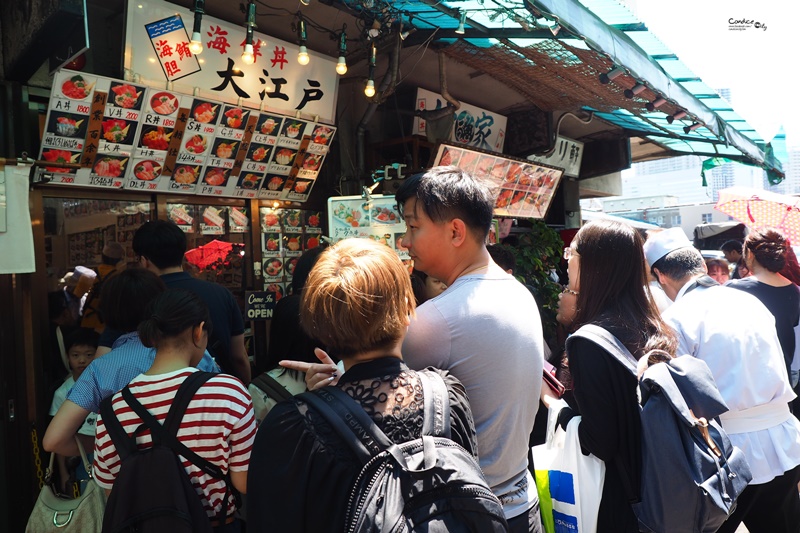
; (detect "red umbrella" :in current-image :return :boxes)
[714,187,800,244]
[184,240,234,270]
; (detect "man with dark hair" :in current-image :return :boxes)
[133,220,250,384]
[645,228,800,533]
[396,168,544,532]
[487,243,516,274]
[721,239,744,279]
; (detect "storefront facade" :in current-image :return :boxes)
[0,0,783,528]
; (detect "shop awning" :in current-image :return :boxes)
[392,0,783,179]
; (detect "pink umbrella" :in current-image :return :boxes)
[714,187,800,244]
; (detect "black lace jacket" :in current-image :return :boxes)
[247,357,478,532]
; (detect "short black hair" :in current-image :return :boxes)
[720,240,743,253]
[291,245,327,294]
[396,166,494,241]
[487,244,516,273]
[652,248,705,281]
[132,220,187,269]
[64,328,99,352]
[100,269,166,332]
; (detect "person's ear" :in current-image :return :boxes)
[450,218,467,247]
[653,268,666,286]
[192,321,206,347]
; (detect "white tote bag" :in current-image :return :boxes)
[532,401,605,533]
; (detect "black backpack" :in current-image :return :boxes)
[299,370,509,533]
[569,325,753,533]
[99,371,234,533]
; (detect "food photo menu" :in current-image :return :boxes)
[327,195,408,260]
[36,69,336,200]
[433,143,564,219]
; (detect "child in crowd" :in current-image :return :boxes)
[49,328,99,493]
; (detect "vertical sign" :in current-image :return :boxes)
[145,15,201,82]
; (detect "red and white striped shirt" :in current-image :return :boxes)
[93,368,256,518]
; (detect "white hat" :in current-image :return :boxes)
[643,228,693,267]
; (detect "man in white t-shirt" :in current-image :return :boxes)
[395,167,544,532]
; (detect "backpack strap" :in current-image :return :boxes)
[418,370,451,439]
[568,324,638,377]
[100,392,139,461]
[251,372,294,403]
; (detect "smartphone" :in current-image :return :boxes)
[543,360,566,397]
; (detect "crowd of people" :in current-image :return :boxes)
[39,164,800,533]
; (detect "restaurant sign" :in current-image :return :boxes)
[245,290,276,320]
[412,88,507,153]
[124,0,339,124]
[34,69,335,202]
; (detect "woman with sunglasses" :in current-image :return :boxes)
[542,220,678,532]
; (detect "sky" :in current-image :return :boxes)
[633,0,800,146]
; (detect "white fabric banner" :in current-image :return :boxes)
[0,166,36,274]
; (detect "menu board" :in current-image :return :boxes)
[258,206,325,298]
[327,195,408,260]
[258,122,336,203]
[433,143,564,219]
[36,69,336,201]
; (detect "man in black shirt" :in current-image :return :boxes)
[133,220,250,384]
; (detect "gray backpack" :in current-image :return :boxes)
[299,370,508,533]
[569,325,752,533]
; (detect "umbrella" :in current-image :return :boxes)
[184,240,234,270]
[714,187,800,244]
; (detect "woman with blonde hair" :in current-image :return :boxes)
[247,238,478,532]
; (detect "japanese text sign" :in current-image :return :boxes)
[145,15,201,82]
[125,0,339,123]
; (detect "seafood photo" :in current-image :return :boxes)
[274,148,295,166]
[184,134,207,154]
[259,116,279,135]
[102,119,131,144]
[133,160,161,181]
[223,107,246,128]
[266,176,285,190]
[150,92,179,115]
[311,125,333,144]
[140,126,172,151]
[203,168,228,186]
[42,149,79,172]
[192,101,218,123]
[55,116,84,137]
[61,75,94,100]
[284,122,303,138]
[251,145,269,161]
[93,157,127,177]
[239,173,261,189]
[110,83,142,109]
[173,165,199,184]
[215,141,238,159]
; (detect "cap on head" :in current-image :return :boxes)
[103,242,125,260]
[643,227,693,267]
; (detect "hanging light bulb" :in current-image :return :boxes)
[242,43,255,65]
[364,79,376,98]
[297,19,310,65]
[335,30,347,75]
[189,0,205,55]
[455,11,467,35]
[364,43,376,98]
[241,1,256,65]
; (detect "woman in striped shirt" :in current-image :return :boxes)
[93,289,256,532]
